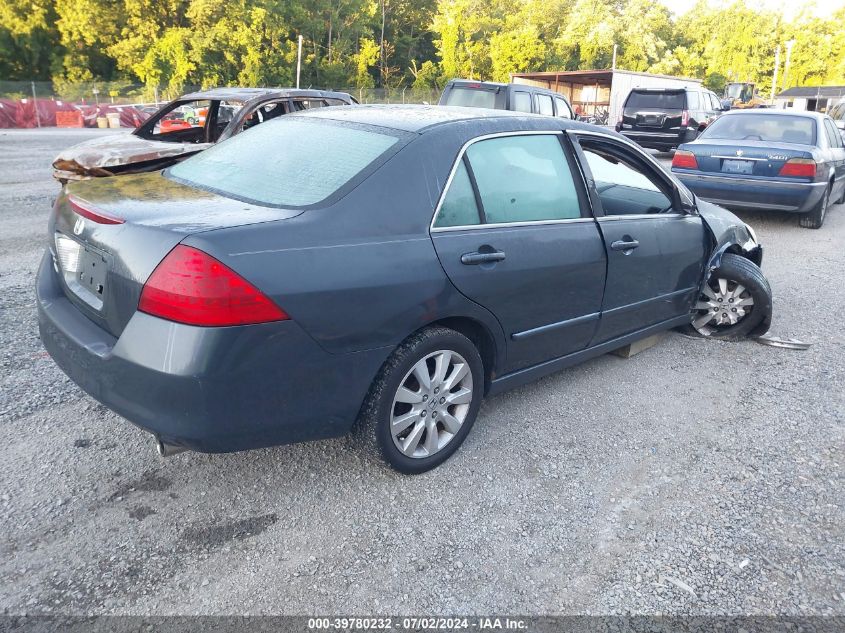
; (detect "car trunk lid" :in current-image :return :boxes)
[50,172,303,337]
[682,140,815,177]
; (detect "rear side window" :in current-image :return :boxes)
[434,161,481,227]
[512,91,532,113]
[536,94,554,116]
[686,91,699,109]
[701,114,817,145]
[824,119,843,148]
[465,135,580,224]
[168,118,400,207]
[626,91,685,110]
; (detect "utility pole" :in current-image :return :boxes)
[783,39,796,92]
[771,44,781,103]
[612,44,617,71]
[379,0,386,88]
[31,81,40,128]
[296,35,303,89]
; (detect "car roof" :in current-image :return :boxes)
[292,104,555,133]
[291,104,595,134]
[446,79,566,96]
[447,79,509,88]
[630,87,694,92]
[178,87,352,103]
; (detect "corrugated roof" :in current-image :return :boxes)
[776,85,845,99]
[512,69,701,85]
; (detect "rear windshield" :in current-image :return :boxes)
[625,91,685,110]
[167,118,400,207]
[700,114,817,145]
[442,86,499,109]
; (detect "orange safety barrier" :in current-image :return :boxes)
[56,110,84,128]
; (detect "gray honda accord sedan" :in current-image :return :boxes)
[38,105,772,473]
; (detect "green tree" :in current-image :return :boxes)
[0,0,59,80]
[355,36,380,87]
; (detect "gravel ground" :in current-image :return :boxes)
[0,129,843,616]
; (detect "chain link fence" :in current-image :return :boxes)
[0,81,440,107]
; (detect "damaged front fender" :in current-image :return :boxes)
[696,198,771,337]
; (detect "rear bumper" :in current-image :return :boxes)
[619,129,696,150]
[36,252,387,453]
[675,171,827,213]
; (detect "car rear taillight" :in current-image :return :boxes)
[138,245,289,327]
[680,110,690,127]
[672,150,699,170]
[68,194,124,225]
[778,158,818,178]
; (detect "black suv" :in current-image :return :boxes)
[616,87,725,152]
[439,79,574,119]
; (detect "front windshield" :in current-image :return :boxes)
[699,114,816,145]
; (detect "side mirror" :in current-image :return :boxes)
[676,188,698,215]
[720,99,732,111]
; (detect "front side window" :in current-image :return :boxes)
[168,118,400,207]
[581,142,673,215]
[434,134,581,227]
[536,94,554,116]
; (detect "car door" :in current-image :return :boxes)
[823,118,845,200]
[569,133,709,345]
[430,132,607,373]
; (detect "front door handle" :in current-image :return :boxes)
[610,239,640,251]
[461,250,506,265]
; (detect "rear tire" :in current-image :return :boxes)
[358,327,484,474]
[799,184,829,229]
[684,253,772,340]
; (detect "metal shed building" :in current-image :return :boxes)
[511,69,702,125]
[773,85,845,113]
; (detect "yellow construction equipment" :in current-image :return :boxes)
[723,82,768,109]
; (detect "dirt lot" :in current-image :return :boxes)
[0,128,843,616]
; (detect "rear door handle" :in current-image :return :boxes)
[460,250,506,265]
[610,239,640,251]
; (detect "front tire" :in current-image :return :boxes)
[799,184,829,229]
[360,327,484,474]
[685,253,772,340]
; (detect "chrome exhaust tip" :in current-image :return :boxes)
[155,437,187,457]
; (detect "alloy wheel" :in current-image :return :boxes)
[390,350,474,459]
[692,277,755,336]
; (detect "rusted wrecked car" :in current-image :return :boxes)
[52,87,356,183]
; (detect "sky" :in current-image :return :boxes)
[658,0,845,19]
